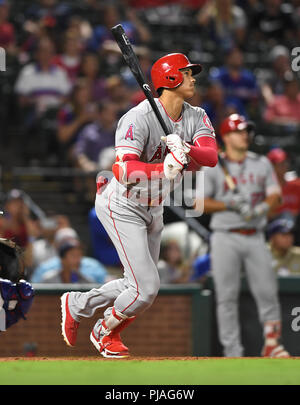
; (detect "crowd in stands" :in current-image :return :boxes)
[0,0,300,284]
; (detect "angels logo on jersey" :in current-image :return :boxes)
[125,124,134,140]
[149,142,169,162]
[203,114,215,137]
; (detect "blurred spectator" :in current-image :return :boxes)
[19,0,74,64]
[200,80,238,133]
[0,189,31,248]
[30,229,109,284]
[161,221,208,261]
[66,14,93,44]
[157,221,208,284]
[24,0,73,36]
[14,36,72,162]
[196,0,247,51]
[54,226,78,245]
[39,238,102,283]
[209,47,259,117]
[260,45,292,106]
[78,52,108,102]
[157,239,188,284]
[267,148,300,218]
[15,36,71,116]
[72,0,103,28]
[87,4,150,53]
[56,77,98,162]
[249,0,297,49]
[263,72,300,126]
[267,217,300,276]
[72,102,117,172]
[26,216,58,274]
[25,214,72,277]
[0,0,16,55]
[52,28,84,83]
[105,75,134,118]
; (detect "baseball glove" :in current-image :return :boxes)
[0,239,34,331]
[0,238,25,283]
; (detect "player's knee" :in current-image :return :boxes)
[136,275,160,310]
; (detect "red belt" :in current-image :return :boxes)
[229,228,257,235]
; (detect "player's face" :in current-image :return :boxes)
[177,68,196,100]
[271,232,294,252]
[224,129,249,152]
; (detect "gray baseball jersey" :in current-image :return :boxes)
[108,98,215,206]
[202,152,281,231]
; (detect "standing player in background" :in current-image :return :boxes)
[196,114,289,358]
[60,53,218,358]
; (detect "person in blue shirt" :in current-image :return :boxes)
[209,47,259,118]
[87,4,150,53]
[30,238,109,284]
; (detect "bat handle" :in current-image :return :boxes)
[161,136,167,142]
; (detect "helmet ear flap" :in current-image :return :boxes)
[164,71,183,88]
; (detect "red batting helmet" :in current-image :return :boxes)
[220,114,255,138]
[151,53,202,92]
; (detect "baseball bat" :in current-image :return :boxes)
[111,24,169,137]
[218,152,238,193]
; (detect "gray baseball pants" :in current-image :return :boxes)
[210,230,281,357]
[68,187,164,322]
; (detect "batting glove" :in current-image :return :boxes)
[164,150,189,180]
[240,201,270,222]
[161,134,191,154]
[221,193,249,212]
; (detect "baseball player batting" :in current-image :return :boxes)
[60,52,218,358]
[197,113,289,358]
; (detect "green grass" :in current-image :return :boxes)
[1,358,300,385]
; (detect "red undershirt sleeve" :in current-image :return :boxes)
[112,153,164,184]
[186,136,218,170]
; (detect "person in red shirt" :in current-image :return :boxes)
[0,0,15,54]
[267,148,300,218]
[0,189,31,249]
[52,29,83,84]
[264,72,300,126]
